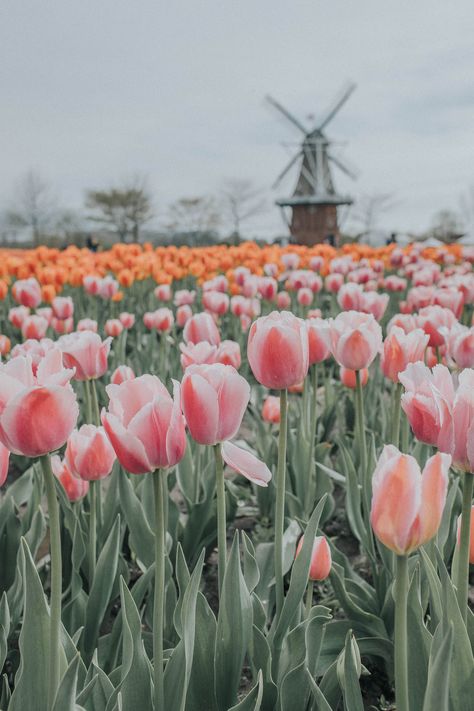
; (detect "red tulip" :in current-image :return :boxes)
[248,311,309,389]
[371,445,449,554]
[102,375,186,474]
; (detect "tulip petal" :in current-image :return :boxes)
[101,410,152,474]
[221,441,271,487]
[166,380,186,467]
[415,452,450,547]
[216,370,250,442]
[181,372,219,445]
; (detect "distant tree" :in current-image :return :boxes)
[85,177,152,242]
[219,178,267,242]
[349,192,398,240]
[5,170,57,245]
[54,209,84,242]
[165,196,221,241]
[459,184,474,236]
[429,209,464,243]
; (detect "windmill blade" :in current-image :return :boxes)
[272,150,302,188]
[266,95,308,134]
[328,153,359,180]
[317,81,356,131]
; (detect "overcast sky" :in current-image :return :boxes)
[1,1,474,238]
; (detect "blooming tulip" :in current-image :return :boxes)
[12,278,42,308]
[324,311,382,371]
[248,311,309,389]
[51,455,89,502]
[102,375,186,474]
[306,318,331,365]
[380,326,429,383]
[65,425,116,481]
[59,331,111,381]
[154,284,171,301]
[174,289,195,306]
[297,287,313,307]
[183,312,220,346]
[21,315,48,341]
[119,312,135,329]
[416,305,457,348]
[180,341,218,369]
[176,305,192,328]
[110,365,135,385]
[295,535,332,580]
[215,340,241,369]
[52,296,74,320]
[203,291,229,316]
[51,317,74,335]
[443,324,474,369]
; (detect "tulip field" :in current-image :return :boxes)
[0,240,473,711]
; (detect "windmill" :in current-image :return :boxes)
[267,82,357,246]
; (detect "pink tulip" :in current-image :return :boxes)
[65,425,116,481]
[221,440,271,486]
[83,275,101,296]
[248,311,309,389]
[176,305,193,328]
[0,442,10,486]
[52,296,74,320]
[102,375,186,474]
[281,253,300,270]
[234,266,251,286]
[416,305,457,348]
[240,315,251,332]
[12,278,42,308]
[203,275,228,293]
[181,363,250,445]
[443,324,474,369]
[380,326,429,383]
[0,350,79,457]
[203,291,229,316]
[307,308,322,319]
[180,341,218,370]
[110,365,135,385]
[370,445,450,554]
[51,455,89,501]
[183,312,220,346]
[154,284,172,301]
[384,275,407,292]
[297,287,313,307]
[258,277,278,301]
[119,312,136,329]
[154,308,174,332]
[340,366,368,389]
[77,319,98,333]
[262,395,280,424]
[99,276,119,300]
[325,311,382,371]
[21,315,48,341]
[309,256,324,272]
[52,317,74,335]
[306,318,331,365]
[457,506,474,564]
[11,338,55,375]
[325,273,344,293]
[174,289,196,307]
[105,319,124,338]
[59,331,111,381]
[433,287,464,318]
[387,313,418,334]
[295,535,332,580]
[337,283,362,311]
[276,291,292,310]
[8,305,30,330]
[143,312,156,330]
[216,340,241,369]
[36,307,53,324]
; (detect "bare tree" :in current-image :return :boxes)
[165,196,221,238]
[349,192,398,239]
[5,170,57,244]
[459,184,474,236]
[220,178,267,242]
[85,176,152,242]
[429,209,464,243]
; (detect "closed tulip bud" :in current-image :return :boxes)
[297,287,313,307]
[216,340,241,369]
[325,273,344,293]
[340,366,368,389]
[105,319,124,337]
[77,318,98,333]
[0,336,11,357]
[416,305,457,348]
[59,331,111,381]
[99,276,119,300]
[457,506,474,564]
[110,365,135,385]
[248,311,309,389]
[174,289,196,306]
[102,375,186,474]
[203,291,229,316]
[306,318,331,365]
[0,441,10,486]
[154,284,172,301]
[262,395,280,424]
[51,455,89,501]
[51,317,74,335]
[183,312,220,346]
[21,315,49,340]
[83,275,101,296]
[180,341,218,369]
[0,350,79,457]
[371,445,450,554]
[176,304,193,327]
[381,326,429,383]
[181,363,250,445]
[258,277,278,301]
[119,312,135,329]
[295,535,332,580]
[281,253,300,270]
[276,291,291,310]
[309,256,324,272]
[154,308,174,332]
[325,311,382,371]
[12,278,42,308]
[240,314,251,332]
[52,296,74,320]
[66,425,116,481]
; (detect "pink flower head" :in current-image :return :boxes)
[281,253,300,270]
[181,363,250,445]
[203,291,229,316]
[297,287,313,307]
[110,365,135,385]
[65,424,116,481]
[276,291,291,310]
[119,312,136,329]
[9,306,30,330]
[0,350,79,456]
[325,273,343,294]
[262,395,280,424]
[102,375,186,474]
[433,287,464,319]
[306,318,331,365]
[216,340,241,369]
[52,296,74,320]
[183,312,220,346]
[83,275,101,296]
[180,341,218,370]
[176,304,193,328]
[371,445,450,554]
[11,338,56,375]
[21,315,49,341]
[0,441,10,486]
[59,331,112,380]
[295,535,332,580]
[51,317,74,335]
[381,326,429,383]
[12,278,42,309]
[340,366,368,389]
[258,277,278,301]
[416,305,457,348]
[99,276,119,300]
[443,323,474,369]
[105,319,124,338]
[325,311,382,371]
[52,455,89,501]
[154,284,172,301]
[77,319,98,333]
[247,311,309,389]
[174,289,196,307]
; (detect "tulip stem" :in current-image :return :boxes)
[391,382,402,447]
[90,379,101,427]
[394,554,409,711]
[275,388,288,620]
[214,444,226,596]
[355,371,370,521]
[40,454,62,709]
[153,469,165,711]
[88,481,97,582]
[456,471,473,622]
[307,365,318,515]
[84,380,92,425]
[305,580,314,619]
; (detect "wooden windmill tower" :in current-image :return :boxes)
[268,82,357,246]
